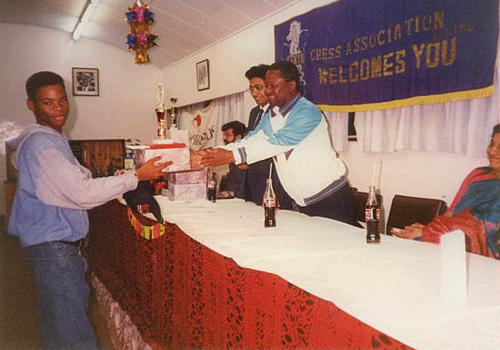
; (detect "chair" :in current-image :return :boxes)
[386,195,447,235]
[353,189,382,223]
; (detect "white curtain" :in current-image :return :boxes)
[179,92,246,148]
[355,30,500,157]
[211,92,246,147]
[323,111,349,152]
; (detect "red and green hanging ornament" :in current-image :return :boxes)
[126,0,158,64]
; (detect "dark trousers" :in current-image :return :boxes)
[298,183,361,227]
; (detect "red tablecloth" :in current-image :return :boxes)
[87,200,412,350]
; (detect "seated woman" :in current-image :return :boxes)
[394,124,500,260]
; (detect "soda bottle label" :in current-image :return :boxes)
[365,207,374,220]
[365,207,371,220]
[264,198,276,207]
[365,207,380,221]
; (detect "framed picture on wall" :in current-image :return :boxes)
[196,59,210,91]
[72,67,99,96]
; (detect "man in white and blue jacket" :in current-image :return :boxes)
[197,61,358,226]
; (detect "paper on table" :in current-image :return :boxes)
[440,229,467,304]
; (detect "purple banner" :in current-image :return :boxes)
[274,0,498,112]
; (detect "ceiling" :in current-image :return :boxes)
[0,0,298,68]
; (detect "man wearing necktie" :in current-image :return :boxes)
[195,61,357,226]
[244,64,293,209]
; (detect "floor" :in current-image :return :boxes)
[0,216,116,350]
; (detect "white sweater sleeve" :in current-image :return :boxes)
[227,130,292,165]
[36,147,138,210]
[225,103,321,165]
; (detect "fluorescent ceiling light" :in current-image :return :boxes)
[72,0,100,41]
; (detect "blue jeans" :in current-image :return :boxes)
[23,242,97,350]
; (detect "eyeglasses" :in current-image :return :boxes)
[246,85,265,93]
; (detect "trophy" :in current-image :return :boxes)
[170,97,178,129]
[155,84,167,139]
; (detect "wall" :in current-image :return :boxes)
[162,0,492,223]
[162,0,336,107]
[0,23,163,215]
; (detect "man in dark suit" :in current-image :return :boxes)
[244,64,294,209]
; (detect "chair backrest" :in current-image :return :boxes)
[353,190,382,223]
[386,195,447,234]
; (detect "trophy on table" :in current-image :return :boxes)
[155,84,167,139]
[170,97,178,129]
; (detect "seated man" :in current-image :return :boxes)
[219,121,247,199]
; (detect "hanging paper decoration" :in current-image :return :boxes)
[126,0,158,64]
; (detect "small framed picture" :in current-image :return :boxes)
[72,67,99,96]
[196,59,210,91]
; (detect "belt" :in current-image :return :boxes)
[303,176,347,206]
[56,239,84,248]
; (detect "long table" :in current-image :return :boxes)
[87,198,500,350]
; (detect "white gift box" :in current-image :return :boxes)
[161,183,207,201]
[134,146,190,172]
[167,169,207,185]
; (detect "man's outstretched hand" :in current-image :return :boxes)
[191,148,235,168]
[136,156,172,181]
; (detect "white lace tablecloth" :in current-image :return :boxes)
[145,196,500,350]
[91,274,153,350]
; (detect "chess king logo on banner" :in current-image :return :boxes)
[282,20,309,95]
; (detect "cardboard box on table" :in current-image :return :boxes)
[161,183,207,201]
[133,143,209,201]
[133,144,190,173]
[162,168,208,201]
[162,169,207,201]
[167,168,207,184]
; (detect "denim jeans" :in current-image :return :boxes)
[23,242,97,350]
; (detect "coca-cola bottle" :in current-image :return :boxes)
[365,186,381,244]
[263,178,276,227]
[207,169,217,203]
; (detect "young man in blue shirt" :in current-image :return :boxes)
[8,71,168,349]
